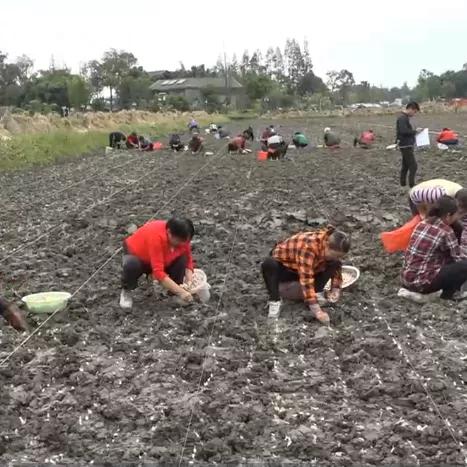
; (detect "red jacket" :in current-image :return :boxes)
[437,129,458,143]
[125,220,194,281]
[360,131,375,145]
[231,135,246,149]
[127,134,139,146]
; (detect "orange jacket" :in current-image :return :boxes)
[437,129,458,142]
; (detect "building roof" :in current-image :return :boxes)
[148,70,171,80]
[150,77,243,92]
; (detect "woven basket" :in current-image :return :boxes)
[325,265,360,291]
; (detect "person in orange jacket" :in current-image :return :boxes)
[437,128,459,146]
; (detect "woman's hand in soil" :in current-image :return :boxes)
[178,289,194,303]
[309,304,330,324]
[326,288,341,304]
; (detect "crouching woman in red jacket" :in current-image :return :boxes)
[120,217,203,309]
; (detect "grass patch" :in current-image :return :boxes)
[0,131,106,171]
[0,114,231,171]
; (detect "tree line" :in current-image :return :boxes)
[1,43,466,114]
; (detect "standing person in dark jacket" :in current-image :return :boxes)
[396,101,420,188]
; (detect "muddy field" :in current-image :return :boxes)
[1,113,467,465]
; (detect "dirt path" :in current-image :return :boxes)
[1,115,467,464]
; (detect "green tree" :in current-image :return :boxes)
[166,95,190,111]
[297,72,326,96]
[67,75,90,109]
[117,66,153,108]
[25,68,72,108]
[326,69,355,104]
[0,51,33,106]
[85,49,137,110]
[415,69,442,100]
[244,72,275,100]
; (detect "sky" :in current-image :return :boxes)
[1,0,467,88]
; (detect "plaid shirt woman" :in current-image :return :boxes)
[401,196,467,300]
[402,218,459,291]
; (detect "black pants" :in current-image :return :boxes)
[121,253,188,290]
[400,147,417,187]
[109,133,124,149]
[423,261,467,299]
[0,296,9,317]
[261,257,341,301]
[170,143,184,151]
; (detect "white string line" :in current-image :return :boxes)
[42,156,138,197]
[0,157,141,251]
[0,147,228,367]
[0,156,169,264]
[0,253,118,367]
[300,148,463,456]
[0,150,113,196]
[318,142,467,394]
[177,158,256,465]
[374,305,467,461]
[177,226,239,466]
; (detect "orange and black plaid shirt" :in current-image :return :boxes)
[272,228,343,305]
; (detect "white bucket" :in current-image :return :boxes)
[105,146,113,155]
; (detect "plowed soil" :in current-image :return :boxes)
[1,113,467,465]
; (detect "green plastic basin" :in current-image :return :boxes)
[22,291,71,314]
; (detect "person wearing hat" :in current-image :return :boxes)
[267,134,288,160]
[0,295,27,331]
[409,185,447,219]
[409,179,463,216]
[353,129,375,149]
[323,127,341,148]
